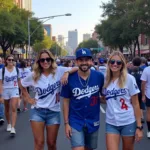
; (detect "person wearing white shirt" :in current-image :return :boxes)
[19,60,31,111]
[103,51,143,150]
[20,50,77,150]
[0,55,21,136]
[141,66,150,138]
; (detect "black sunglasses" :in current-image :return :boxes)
[39,58,52,63]
[7,59,14,62]
[109,59,122,65]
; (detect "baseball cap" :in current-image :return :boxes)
[99,58,104,64]
[76,48,92,59]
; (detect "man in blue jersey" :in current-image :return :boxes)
[61,48,104,150]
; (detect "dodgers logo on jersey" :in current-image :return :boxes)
[105,88,127,100]
[5,75,17,82]
[35,81,61,99]
[72,85,99,100]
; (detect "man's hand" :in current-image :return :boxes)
[65,123,72,139]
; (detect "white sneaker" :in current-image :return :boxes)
[147,132,150,138]
[6,124,11,132]
[10,127,16,136]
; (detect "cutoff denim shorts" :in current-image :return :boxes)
[106,121,136,136]
[30,108,61,126]
[70,127,99,149]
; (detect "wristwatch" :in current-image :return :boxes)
[136,126,143,131]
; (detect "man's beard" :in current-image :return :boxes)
[79,64,91,72]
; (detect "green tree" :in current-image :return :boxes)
[0,0,14,11]
[33,36,53,52]
[49,42,61,56]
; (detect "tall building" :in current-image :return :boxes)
[43,24,52,39]
[83,33,91,41]
[14,0,32,11]
[68,29,78,52]
[58,35,64,46]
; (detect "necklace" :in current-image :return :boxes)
[78,72,90,88]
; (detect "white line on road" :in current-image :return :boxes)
[100,106,106,113]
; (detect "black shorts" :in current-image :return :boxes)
[138,93,142,109]
[146,96,150,107]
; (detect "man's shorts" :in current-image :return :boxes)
[146,96,150,107]
[3,88,19,100]
[106,122,136,136]
[30,108,61,126]
[70,127,98,149]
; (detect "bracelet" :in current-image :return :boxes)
[64,71,70,74]
[64,121,69,125]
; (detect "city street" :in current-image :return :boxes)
[0,102,149,150]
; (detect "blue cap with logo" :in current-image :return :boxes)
[76,48,92,59]
[99,58,104,64]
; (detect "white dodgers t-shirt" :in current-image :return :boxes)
[21,66,71,111]
[99,66,107,77]
[104,74,140,126]
[141,66,150,99]
[19,68,31,79]
[0,67,21,89]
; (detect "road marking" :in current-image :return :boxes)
[100,106,106,113]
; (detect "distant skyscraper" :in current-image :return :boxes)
[14,0,32,11]
[83,33,91,41]
[58,35,64,46]
[43,24,52,39]
[68,29,78,51]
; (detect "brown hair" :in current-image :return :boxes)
[5,54,14,66]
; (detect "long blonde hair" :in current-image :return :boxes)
[33,50,57,82]
[104,51,127,88]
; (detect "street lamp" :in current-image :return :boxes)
[27,13,72,59]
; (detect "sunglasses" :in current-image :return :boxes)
[7,59,14,62]
[39,58,52,63]
[109,59,122,65]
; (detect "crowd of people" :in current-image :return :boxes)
[0,49,149,150]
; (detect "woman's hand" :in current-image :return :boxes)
[65,123,72,139]
[28,98,36,105]
[135,129,143,142]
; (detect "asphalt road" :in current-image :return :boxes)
[0,98,150,149]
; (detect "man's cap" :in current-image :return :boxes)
[99,58,104,64]
[76,48,92,59]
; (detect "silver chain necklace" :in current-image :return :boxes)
[78,72,91,88]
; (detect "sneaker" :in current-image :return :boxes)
[0,117,4,125]
[6,124,11,132]
[10,127,16,136]
[17,108,21,113]
[147,132,150,139]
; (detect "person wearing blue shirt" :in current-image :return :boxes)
[61,48,104,150]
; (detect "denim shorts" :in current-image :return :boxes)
[106,122,136,136]
[70,127,98,149]
[30,108,61,126]
[3,88,19,100]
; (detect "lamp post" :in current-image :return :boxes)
[27,13,72,59]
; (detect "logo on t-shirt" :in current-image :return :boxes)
[72,85,99,100]
[5,75,17,82]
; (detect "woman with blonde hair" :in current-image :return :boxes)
[103,51,143,150]
[21,50,77,150]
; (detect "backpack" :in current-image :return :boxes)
[2,67,19,83]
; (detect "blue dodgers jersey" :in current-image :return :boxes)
[61,70,104,133]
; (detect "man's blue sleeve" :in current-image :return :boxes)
[61,83,72,98]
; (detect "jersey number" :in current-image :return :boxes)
[55,92,60,104]
[14,81,17,86]
[90,96,98,106]
[120,98,128,110]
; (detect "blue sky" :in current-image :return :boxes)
[32,0,109,44]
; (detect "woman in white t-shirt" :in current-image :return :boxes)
[0,55,21,136]
[19,60,31,111]
[20,50,76,150]
[103,51,143,150]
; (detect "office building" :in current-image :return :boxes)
[43,24,52,39]
[58,35,64,46]
[68,29,78,51]
[83,33,91,41]
[14,0,32,11]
